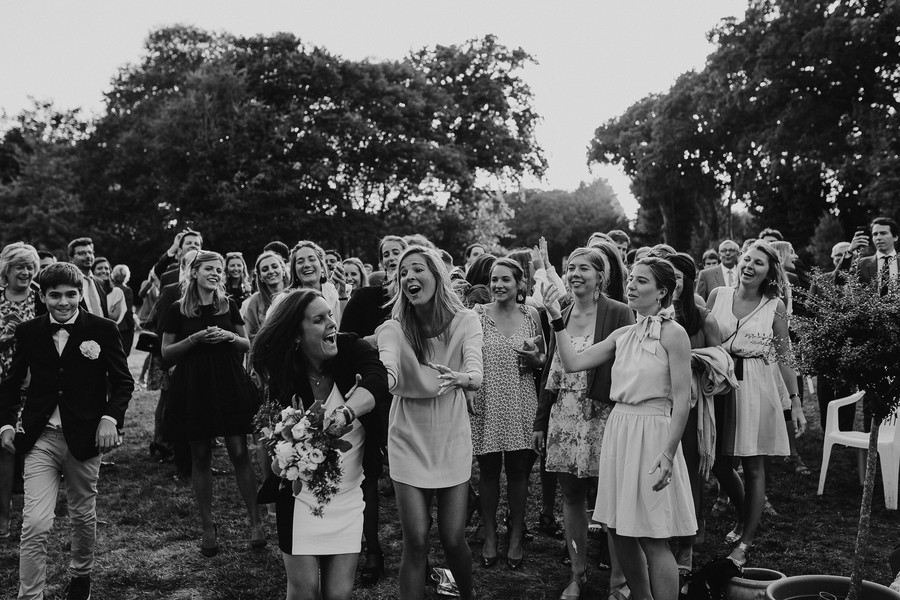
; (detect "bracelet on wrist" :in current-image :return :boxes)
[227,332,236,343]
[338,296,349,301]
[338,404,355,423]
[188,334,196,345]
[551,317,565,332]
[789,393,800,400]
[662,451,673,462]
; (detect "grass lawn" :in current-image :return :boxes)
[1,350,898,599]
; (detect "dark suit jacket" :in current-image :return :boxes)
[533,296,634,433]
[0,311,134,461]
[857,255,879,285]
[695,266,726,302]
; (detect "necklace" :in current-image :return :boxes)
[308,372,327,386]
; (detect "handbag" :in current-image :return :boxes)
[135,331,160,353]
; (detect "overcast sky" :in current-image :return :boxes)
[0,0,748,218]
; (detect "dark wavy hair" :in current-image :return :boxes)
[667,253,702,336]
[592,242,627,303]
[465,253,497,287]
[251,289,324,405]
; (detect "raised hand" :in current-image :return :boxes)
[540,281,563,320]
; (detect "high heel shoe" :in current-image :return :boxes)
[725,525,742,545]
[360,551,384,586]
[559,572,587,600]
[200,525,219,558]
[506,555,524,570]
[538,512,564,539]
[481,554,499,568]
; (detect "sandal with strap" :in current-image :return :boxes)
[560,572,587,600]
[608,582,631,600]
[725,526,742,545]
[729,542,750,568]
[538,512,564,539]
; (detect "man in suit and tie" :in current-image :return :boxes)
[696,239,741,302]
[66,238,109,319]
[0,262,133,600]
[850,216,899,294]
[847,216,899,432]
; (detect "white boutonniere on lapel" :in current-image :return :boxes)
[79,340,101,360]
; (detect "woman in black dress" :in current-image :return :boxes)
[160,251,264,555]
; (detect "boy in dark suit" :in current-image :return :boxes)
[0,262,134,600]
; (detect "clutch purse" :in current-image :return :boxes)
[135,331,160,353]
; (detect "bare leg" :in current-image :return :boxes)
[712,455,745,536]
[320,553,361,600]
[558,473,589,579]
[640,537,679,600]
[610,529,652,600]
[189,440,216,547]
[394,482,433,600]
[283,554,321,600]
[223,435,262,538]
[738,456,766,547]
[436,483,473,600]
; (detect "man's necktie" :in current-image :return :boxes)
[50,323,73,334]
[727,270,734,287]
[880,256,892,296]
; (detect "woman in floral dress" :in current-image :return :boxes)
[533,247,634,598]
[472,258,545,569]
[0,242,42,539]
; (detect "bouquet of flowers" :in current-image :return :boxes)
[255,397,352,517]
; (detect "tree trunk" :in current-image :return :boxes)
[846,418,881,600]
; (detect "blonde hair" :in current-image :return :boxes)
[0,242,40,287]
[225,252,251,290]
[253,251,289,308]
[746,241,790,306]
[390,246,466,363]
[179,251,229,317]
[343,257,369,288]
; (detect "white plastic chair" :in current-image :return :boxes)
[818,390,900,510]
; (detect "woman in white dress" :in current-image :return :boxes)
[707,241,806,566]
[252,289,389,600]
[374,246,483,600]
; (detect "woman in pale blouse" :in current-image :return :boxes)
[374,246,483,600]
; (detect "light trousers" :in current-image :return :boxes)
[19,427,100,600]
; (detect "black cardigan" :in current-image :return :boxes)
[274,332,391,451]
[533,295,634,433]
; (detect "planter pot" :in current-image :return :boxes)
[727,568,787,600]
[767,575,900,600]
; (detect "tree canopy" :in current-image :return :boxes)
[589,0,900,261]
[1,26,546,275]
